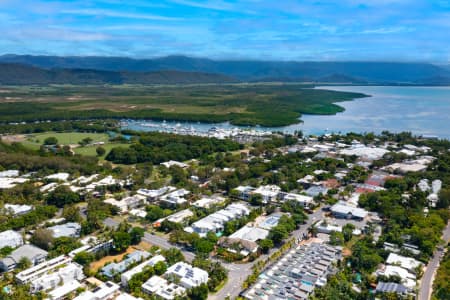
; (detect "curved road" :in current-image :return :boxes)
[418,221,450,300]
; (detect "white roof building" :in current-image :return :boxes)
[129,208,147,218]
[3,204,33,216]
[142,275,186,300]
[137,186,176,201]
[45,173,70,181]
[115,293,144,300]
[47,279,82,300]
[165,262,209,289]
[253,185,281,203]
[376,265,416,289]
[340,146,389,161]
[0,230,23,249]
[73,281,120,300]
[160,189,190,206]
[167,209,194,223]
[29,262,84,294]
[330,201,368,220]
[192,196,225,209]
[0,170,20,177]
[16,255,71,284]
[282,193,314,207]
[160,161,189,169]
[386,253,422,273]
[104,195,145,214]
[185,203,250,237]
[229,225,269,242]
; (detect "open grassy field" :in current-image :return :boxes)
[22,132,110,149]
[74,142,130,158]
[0,84,367,126]
[18,132,130,158]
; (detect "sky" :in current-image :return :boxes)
[0,0,449,62]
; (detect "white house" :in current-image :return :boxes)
[73,281,120,300]
[142,276,186,300]
[386,253,422,273]
[165,262,209,289]
[29,262,84,294]
[252,185,281,203]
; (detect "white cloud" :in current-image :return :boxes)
[61,8,181,21]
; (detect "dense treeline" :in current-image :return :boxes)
[106,131,241,164]
[0,205,58,231]
[0,84,365,126]
[0,120,118,134]
[432,246,450,300]
[0,140,102,174]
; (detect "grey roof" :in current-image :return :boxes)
[1,244,48,266]
[376,282,409,294]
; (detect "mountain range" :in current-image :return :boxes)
[0,54,449,85]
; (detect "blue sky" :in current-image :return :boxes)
[0,0,449,61]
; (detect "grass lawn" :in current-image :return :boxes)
[74,143,130,158]
[23,132,109,148]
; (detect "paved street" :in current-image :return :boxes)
[418,221,450,300]
[143,232,195,262]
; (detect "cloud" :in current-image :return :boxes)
[61,8,181,21]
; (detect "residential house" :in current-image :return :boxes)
[0,244,48,272]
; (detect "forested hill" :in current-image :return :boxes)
[1,54,450,84]
[0,63,237,85]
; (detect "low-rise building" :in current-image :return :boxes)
[48,222,81,238]
[386,253,422,274]
[16,255,71,285]
[0,244,48,271]
[73,281,120,300]
[280,192,314,208]
[3,204,33,216]
[68,238,113,258]
[252,185,281,203]
[192,196,225,209]
[121,255,166,287]
[160,189,190,206]
[142,275,186,300]
[375,282,411,296]
[137,186,176,202]
[0,230,23,249]
[29,262,84,294]
[104,195,145,214]
[160,161,189,169]
[185,203,250,237]
[234,186,255,201]
[165,262,209,289]
[153,209,194,228]
[375,265,416,289]
[330,201,368,220]
[47,279,82,300]
[101,250,150,279]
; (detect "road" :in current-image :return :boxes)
[418,221,450,300]
[143,232,195,262]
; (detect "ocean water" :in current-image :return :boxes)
[123,86,450,139]
[300,86,450,138]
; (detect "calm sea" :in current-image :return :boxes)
[123,86,450,139]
